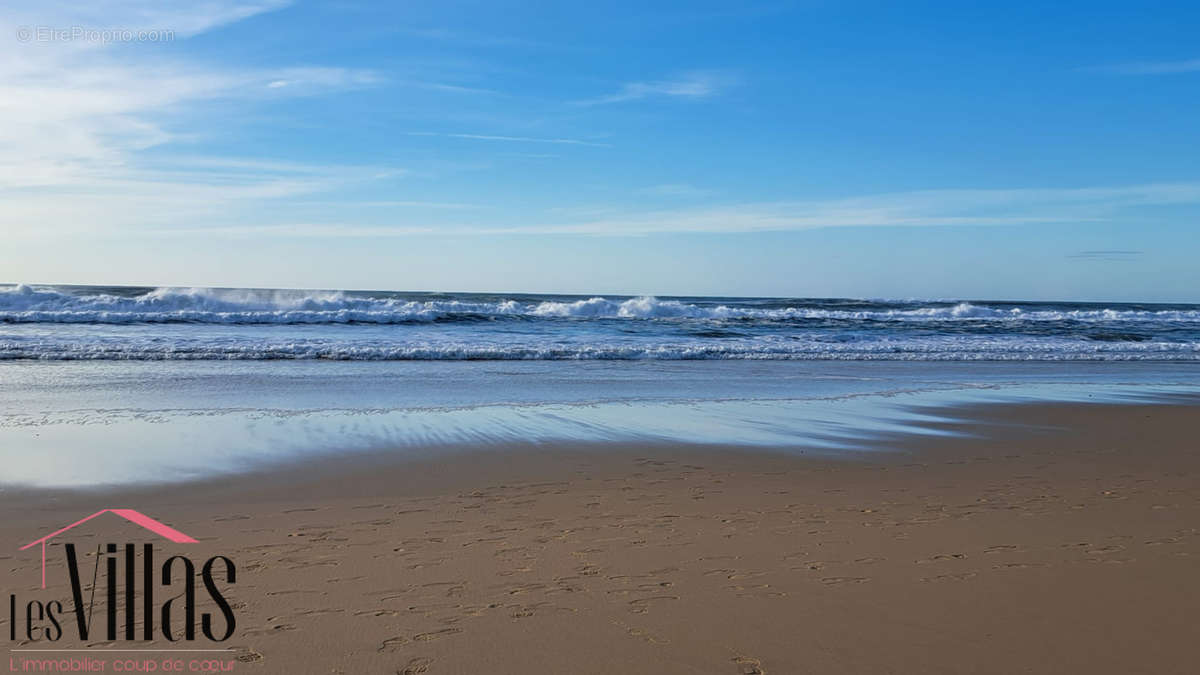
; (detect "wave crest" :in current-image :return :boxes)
[3,286,1200,325]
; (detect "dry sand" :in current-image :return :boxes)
[4,399,1199,674]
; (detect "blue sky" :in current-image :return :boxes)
[2,0,1198,301]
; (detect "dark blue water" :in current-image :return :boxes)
[2,284,1199,360]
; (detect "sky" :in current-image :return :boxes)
[1,0,1198,301]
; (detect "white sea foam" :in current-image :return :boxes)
[4,285,1198,361]
[0,286,525,324]
[3,286,1199,324]
[2,336,1197,361]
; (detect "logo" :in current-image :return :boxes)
[9,509,237,647]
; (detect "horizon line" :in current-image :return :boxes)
[2,281,1196,306]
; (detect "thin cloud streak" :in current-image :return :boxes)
[637,183,711,197]
[1067,250,1145,260]
[126,182,1200,240]
[529,183,1200,235]
[572,70,734,106]
[408,132,611,147]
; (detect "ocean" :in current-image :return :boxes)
[3,284,1199,488]
[3,284,1200,361]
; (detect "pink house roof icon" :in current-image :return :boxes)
[20,509,198,588]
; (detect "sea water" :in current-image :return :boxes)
[2,284,1199,487]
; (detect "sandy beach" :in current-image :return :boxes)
[8,0,1200,671]
[4,398,1198,674]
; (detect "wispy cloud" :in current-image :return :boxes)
[402,27,547,49]
[507,183,1200,235]
[1087,58,1200,75]
[130,182,1200,239]
[1067,250,1144,260]
[293,199,480,210]
[572,70,735,106]
[0,1,394,236]
[408,81,499,95]
[1,157,405,238]
[0,2,381,187]
[637,183,711,198]
[262,67,381,92]
[407,132,611,147]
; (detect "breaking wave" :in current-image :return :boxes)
[4,285,1198,361]
[3,285,1199,325]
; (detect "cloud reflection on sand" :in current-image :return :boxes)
[0,361,1197,488]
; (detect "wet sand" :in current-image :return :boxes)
[4,399,1199,674]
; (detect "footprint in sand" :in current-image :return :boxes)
[992,562,1047,570]
[405,602,461,616]
[379,636,410,652]
[730,584,787,598]
[244,623,296,636]
[820,576,869,586]
[732,655,765,674]
[628,595,679,614]
[413,628,462,642]
[354,519,391,527]
[916,553,966,564]
[510,605,537,619]
[398,657,434,675]
[232,647,263,663]
[357,608,402,617]
[793,560,836,571]
[420,581,467,597]
[984,545,1020,554]
[506,582,547,596]
[698,555,741,562]
[921,572,977,582]
[727,571,766,580]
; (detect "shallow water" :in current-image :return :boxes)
[1,360,1197,488]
